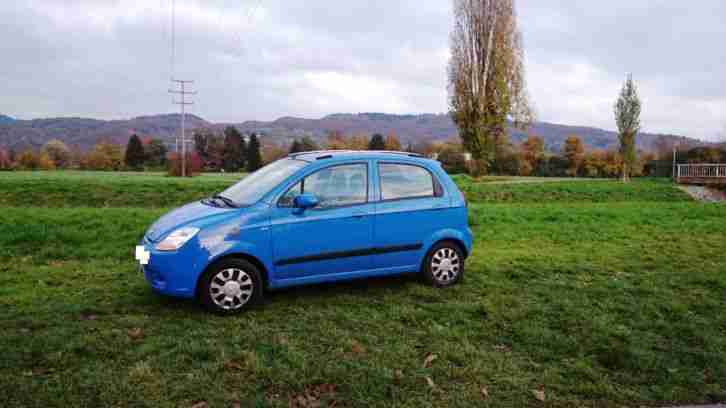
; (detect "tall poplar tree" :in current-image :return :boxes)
[614,74,641,182]
[448,0,533,175]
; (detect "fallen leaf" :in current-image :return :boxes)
[288,383,337,408]
[425,376,436,389]
[190,401,208,408]
[532,389,545,402]
[230,402,241,408]
[127,327,144,341]
[392,369,403,383]
[480,386,489,399]
[223,361,243,371]
[423,353,438,368]
[349,339,366,355]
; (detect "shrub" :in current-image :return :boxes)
[80,143,124,170]
[17,150,38,170]
[42,139,71,168]
[37,152,56,170]
[167,152,202,177]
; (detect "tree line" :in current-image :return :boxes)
[1,125,722,177]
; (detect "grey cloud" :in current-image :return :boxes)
[0,0,723,140]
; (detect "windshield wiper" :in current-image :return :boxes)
[212,193,239,208]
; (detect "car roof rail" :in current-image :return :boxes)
[288,150,353,158]
[367,150,424,158]
[288,150,426,159]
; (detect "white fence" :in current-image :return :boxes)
[677,164,726,179]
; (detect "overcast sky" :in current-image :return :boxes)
[0,0,724,140]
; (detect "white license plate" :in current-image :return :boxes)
[135,245,150,265]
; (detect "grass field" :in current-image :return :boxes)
[1,171,726,407]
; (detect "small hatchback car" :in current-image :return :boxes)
[136,150,472,313]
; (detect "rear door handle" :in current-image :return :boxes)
[352,211,368,218]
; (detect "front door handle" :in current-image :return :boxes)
[352,211,367,218]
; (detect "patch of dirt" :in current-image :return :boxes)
[678,185,726,202]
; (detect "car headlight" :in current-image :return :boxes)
[155,227,200,251]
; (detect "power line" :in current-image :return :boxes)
[170,0,176,80]
[169,79,196,177]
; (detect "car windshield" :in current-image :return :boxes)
[220,158,307,206]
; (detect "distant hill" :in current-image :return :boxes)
[0,114,14,125]
[0,112,699,152]
[0,114,210,151]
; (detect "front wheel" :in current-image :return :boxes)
[198,259,263,314]
[421,241,464,287]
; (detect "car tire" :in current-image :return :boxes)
[421,241,464,287]
[198,258,263,314]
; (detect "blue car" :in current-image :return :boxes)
[136,150,472,314]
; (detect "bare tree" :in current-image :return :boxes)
[614,74,641,182]
[448,0,532,175]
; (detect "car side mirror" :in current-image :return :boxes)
[293,193,319,212]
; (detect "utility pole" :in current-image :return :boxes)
[169,79,196,176]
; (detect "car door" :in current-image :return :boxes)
[372,161,449,271]
[270,162,374,280]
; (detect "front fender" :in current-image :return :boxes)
[193,209,273,285]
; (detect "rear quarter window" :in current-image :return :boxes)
[379,163,442,200]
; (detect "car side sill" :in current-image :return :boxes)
[269,264,419,289]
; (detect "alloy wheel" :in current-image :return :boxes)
[431,247,460,283]
[209,268,253,310]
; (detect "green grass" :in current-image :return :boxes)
[1,171,726,407]
[0,171,242,207]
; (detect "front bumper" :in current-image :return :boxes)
[138,241,201,299]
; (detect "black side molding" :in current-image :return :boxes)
[275,243,423,266]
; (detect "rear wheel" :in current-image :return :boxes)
[422,241,464,287]
[198,259,263,314]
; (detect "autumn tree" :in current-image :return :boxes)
[17,150,38,170]
[124,134,146,169]
[368,133,386,150]
[194,130,225,170]
[144,138,168,167]
[289,139,302,154]
[37,152,55,170]
[384,131,402,151]
[246,133,263,172]
[42,139,71,168]
[262,143,287,164]
[614,74,641,182]
[325,130,347,150]
[347,133,369,150]
[0,148,11,170]
[83,142,124,170]
[448,0,533,175]
[194,130,211,164]
[563,135,584,176]
[519,133,544,175]
[299,136,318,152]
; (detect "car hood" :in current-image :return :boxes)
[145,201,237,242]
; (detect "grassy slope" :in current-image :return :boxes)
[1,172,725,407]
[0,171,241,207]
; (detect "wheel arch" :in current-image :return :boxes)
[194,252,270,299]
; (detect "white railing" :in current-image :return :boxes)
[677,164,726,179]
